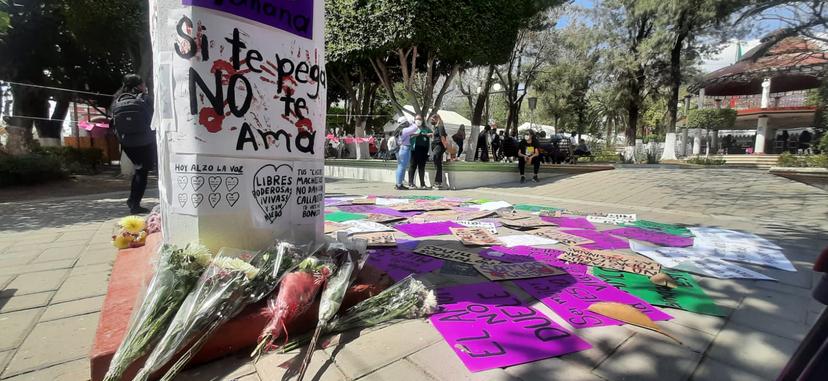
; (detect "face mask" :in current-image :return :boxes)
[524,135,530,141]
[415,120,423,126]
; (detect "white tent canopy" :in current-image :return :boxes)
[517,122,556,137]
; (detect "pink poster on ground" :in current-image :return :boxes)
[540,215,596,230]
[604,227,694,247]
[514,273,672,329]
[482,246,588,275]
[429,282,591,372]
[563,229,630,250]
[394,221,464,238]
[366,240,444,281]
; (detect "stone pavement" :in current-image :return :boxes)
[0,167,826,380]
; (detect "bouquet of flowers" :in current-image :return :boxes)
[279,275,437,354]
[103,243,213,381]
[133,241,311,381]
[112,215,149,249]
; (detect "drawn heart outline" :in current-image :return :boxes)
[208,176,222,191]
[252,164,293,223]
[191,176,205,191]
[208,193,221,208]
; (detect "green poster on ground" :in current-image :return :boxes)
[627,220,693,237]
[325,211,367,222]
[403,195,443,200]
[513,204,561,213]
[592,267,725,316]
[467,198,493,204]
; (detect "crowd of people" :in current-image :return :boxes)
[392,114,454,190]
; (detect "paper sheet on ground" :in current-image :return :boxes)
[341,220,394,235]
[353,231,397,247]
[324,211,367,222]
[592,267,725,316]
[451,227,501,246]
[474,201,513,211]
[629,241,775,280]
[324,221,346,234]
[688,227,795,271]
[587,213,637,225]
[501,218,556,229]
[430,282,591,372]
[514,272,672,329]
[456,210,496,221]
[414,245,500,266]
[497,234,559,248]
[365,213,406,224]
[374,197,410,206]
[605,227,694,247]
[456,220,498,234]
[473,261,565,281]
[530,228,593,246]
[558,246,661,277]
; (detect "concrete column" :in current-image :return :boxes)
[692,129,702,155]
[697,89,706,109]
[754,116,769,154]
[711,130,719,154]
[680,128,689,156]
[760,78,771,109]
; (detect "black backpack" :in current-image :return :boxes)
[111,93,150,136]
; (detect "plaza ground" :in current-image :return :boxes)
[0,167,826,380]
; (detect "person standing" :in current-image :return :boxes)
[517,131,541,183]
[430,114,449,189]
[394,116,420,190]
[475,125,491,161]
[110,74,155,214]
[408,115,432,189]
[453,124,466,158]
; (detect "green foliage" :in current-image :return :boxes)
[819,132,828,153]
[0,154,67,187]
[686,108,737,130]
[31,146,103,174]
[589,147,622,163]
[777,153,828,168]
[686,157,726,165]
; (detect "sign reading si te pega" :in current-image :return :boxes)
[558,246,661,277]
[183,0,314,39]
[473,261,566,281]
[430,282,591,372]
[414,245,500,266]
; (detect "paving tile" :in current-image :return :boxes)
[359,359,434,381]
[32,245,86,263]
[0,292,53,314]
[635,321,715,354]
[729,302,812,342]
[255,350,347,381]
[51,272,110,303]
[1,359,90,381]
[324,319,442,379]
[739,289,810,324]
[704,320,800,380]
[662,307,729,335]
[0,308,42,352]
[0,275,12,289]
[3,269,68,296]
[69,263,113,277]
[40,295,105,322]
[593,333,702,381]
[407,341,518,381]
[0,256,34,267]
[0,260,76,277]
[177,353,257,381]
[689,356,767,381]
[558,325,634,369]
[505,357,605,381]
[2,312,100,376]
[0,350,12,371]
[54,230,96,243]
[75,248,117,267]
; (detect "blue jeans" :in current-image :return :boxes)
[396,144,412,185]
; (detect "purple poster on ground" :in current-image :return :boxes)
[514,273,672,329]
[483,246,588,275]
[366,240,443,281]
[338,205,420,217]
[541,216,596,230]
[394,221,464,238]
[563,229,630,250]
[183,0,314,39]
[604,227,694,247]
[430,282,591,372]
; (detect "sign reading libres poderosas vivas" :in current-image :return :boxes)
[149,0,326,250]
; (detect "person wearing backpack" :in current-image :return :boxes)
[110,74,155,214]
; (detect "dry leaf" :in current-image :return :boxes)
[650,273,678,289]
[587,302,681,344]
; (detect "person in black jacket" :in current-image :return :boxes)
[110,74,155,214]
[407,115,432,189]
[517,131,541,183]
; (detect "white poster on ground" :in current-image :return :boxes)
[688,227,795,272]
[498,234,558,248]
[629,241,776,281]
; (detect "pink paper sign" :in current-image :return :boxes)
[540,216,596,230]
[338,205,420,218]
[483,246,588,275]
[563,229,630,250]
[430,282,591,372]
[514,273,672,329]
[604,227,694,247]
[366,241,444,281]
[394,221,464,238]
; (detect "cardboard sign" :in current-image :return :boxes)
[414,245,500,266]
[440,261,481,277]
[353,231,396,247]
[456,220,498,235]
[496,210,533,221]
[485,246,588,274]
[592,267,725,316]
[456,210,496,221]
[501,217,555,229]
[365,213,406,224]
[350,197,376,205]
[514,273,672,329]
[324,221,346,234]
[408,211,461,223]
[393,202,451,212]
[341,220,394,235]
[473,261,565,281]
[450,227,501,247]
[605,227,693,247]
[366,244,444,281]
[530,228,593,246]
[430,282,591,372]
[558,247,661,277]
[586,213,637,225]
[394,221,464,238]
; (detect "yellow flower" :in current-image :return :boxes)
[135,231,148,245]
[113,233,133,249]
[119,215,146,234]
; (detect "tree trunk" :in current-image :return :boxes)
[471,65,495,126]
[626,102,639,146]
[661,29,686,161]
[37,95,70,141]
[5,85,48,154]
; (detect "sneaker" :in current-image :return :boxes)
[420,185,430,190]
[130,205,151,214]
[520,176,525,184]
[407,183,416,188]
[395,184,409,190]
[432,183,449,190]
[532,176,539,183]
